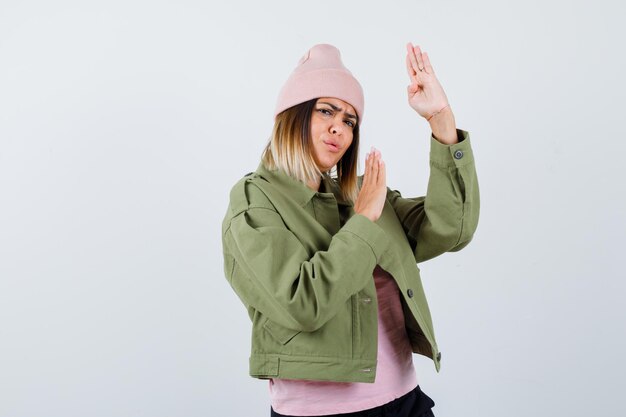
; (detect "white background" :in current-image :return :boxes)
[1,1,624,416]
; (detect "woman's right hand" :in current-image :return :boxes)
[354,148,387,222]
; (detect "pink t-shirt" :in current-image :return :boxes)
[269,265,417,416]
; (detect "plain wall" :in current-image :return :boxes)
[1,1,624,416]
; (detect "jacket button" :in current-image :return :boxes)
[407,289,414,298]
[453,150,464,160]
[437,352,442,361]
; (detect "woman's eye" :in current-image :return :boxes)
[318,108,332,115]
[345,120,354,128]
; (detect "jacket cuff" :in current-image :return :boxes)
[342,214,389,263]
[430,128,474,169]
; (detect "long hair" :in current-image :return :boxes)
[261,99,360,204]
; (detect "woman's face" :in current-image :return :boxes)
[309,97,357,172]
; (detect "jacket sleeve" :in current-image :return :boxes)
[386,128,480,263]
[222,182,390,333]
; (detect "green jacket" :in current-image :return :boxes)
[221,129,479,383]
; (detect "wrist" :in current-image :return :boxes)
[355,209,376,223]
[428,106,457,144]
[426,103,450,122]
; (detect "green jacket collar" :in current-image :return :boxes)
[255,162,352,207]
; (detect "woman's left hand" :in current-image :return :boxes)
[405,43,450,120]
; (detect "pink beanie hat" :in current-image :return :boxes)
[274,44,364,125]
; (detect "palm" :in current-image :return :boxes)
[405,43,450,119]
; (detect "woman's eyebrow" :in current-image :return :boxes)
[319,102,357,121]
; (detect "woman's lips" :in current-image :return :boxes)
[324,141,340,152]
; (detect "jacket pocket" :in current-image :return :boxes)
[263,318,301,345]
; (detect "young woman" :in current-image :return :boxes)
[221,43,479,417]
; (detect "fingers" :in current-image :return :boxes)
[406,43,421,79]
[378,155,386,187]
[422,51,434,75]
[364,147,384,185]
[406,54,418,84]
[370,148,379,184]
[364,150,375,187]
[407,42,432,76]
[412,45,425,72]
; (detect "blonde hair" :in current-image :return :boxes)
[261,99,360,204]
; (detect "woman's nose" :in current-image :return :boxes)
[330,120,343,135]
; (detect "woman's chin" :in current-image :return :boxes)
[320,162,337,172]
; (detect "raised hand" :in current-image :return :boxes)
[405,43,450,121]
[354,148,386,222]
